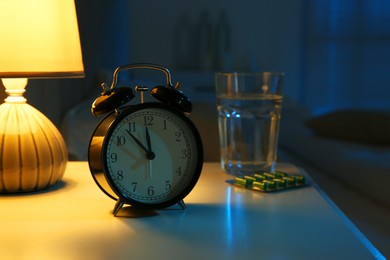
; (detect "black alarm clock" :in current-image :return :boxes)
[88,64,204,216]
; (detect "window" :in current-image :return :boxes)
[303,0,390,114]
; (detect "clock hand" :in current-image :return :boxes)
[145,127,154,178]
[148,160,153,178]
[125,129,155,160]
[145,126,153,154]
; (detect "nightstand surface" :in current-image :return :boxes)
[0,162,383,259]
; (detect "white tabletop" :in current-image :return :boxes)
[0,162,382,259]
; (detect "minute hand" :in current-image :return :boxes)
[125,129,155,160]
[145,126,153,154]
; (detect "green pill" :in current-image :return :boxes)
[263,173,276,179]
[274,178,286,189]
[275,171,287,178]
[244,176,256,186]
[234,177,247,187]
[282,176,296,187]
[253,174,266,181]
[252,181,265,191]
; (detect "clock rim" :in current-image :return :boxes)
[89,102,204,209]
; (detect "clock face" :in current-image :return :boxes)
[102,103,203,208]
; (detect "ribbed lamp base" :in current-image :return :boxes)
[0,102,67,193]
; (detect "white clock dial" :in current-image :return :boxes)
[104,106,200,205]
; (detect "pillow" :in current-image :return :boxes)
[305,109,390,146]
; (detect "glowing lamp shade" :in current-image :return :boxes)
[0,1,84,77]
[0,0,84,193]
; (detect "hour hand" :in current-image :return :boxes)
[125,129,155,160]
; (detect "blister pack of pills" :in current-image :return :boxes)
[226,171,306,192]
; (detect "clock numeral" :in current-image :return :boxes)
[175,132,182,142]
[144,115,154,126]
[163,120,167,130]
[176,167,182,176]
[110,153,118,163]
[116,135,126,146]
[128,122,136,132]
[131,182,137,192]
[181,149,188,159]
[117,170,124,180]
[148,186,155,196]
[165,180,172,191]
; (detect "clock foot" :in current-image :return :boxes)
[113,199,125,216]
[177,200,186,209]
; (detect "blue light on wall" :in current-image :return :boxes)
[305,0,390,115]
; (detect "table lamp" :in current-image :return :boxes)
[0,0,84,193]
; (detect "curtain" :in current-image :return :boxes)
[303,0,390,114]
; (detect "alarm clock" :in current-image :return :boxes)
[88,64,204,216]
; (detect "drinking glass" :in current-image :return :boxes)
[215,72,284,176]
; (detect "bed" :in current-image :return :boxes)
[60,75,390,256]
[277,99,390,255]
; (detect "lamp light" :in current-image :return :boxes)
[0,0,84,193]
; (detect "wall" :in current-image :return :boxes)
[129,0,305,101]
[130,1,390,114]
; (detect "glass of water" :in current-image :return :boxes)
[215,72,284,176]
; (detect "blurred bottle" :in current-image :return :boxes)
[174,14,195,70]
[196,11,214,71]
[214,11,232,71]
